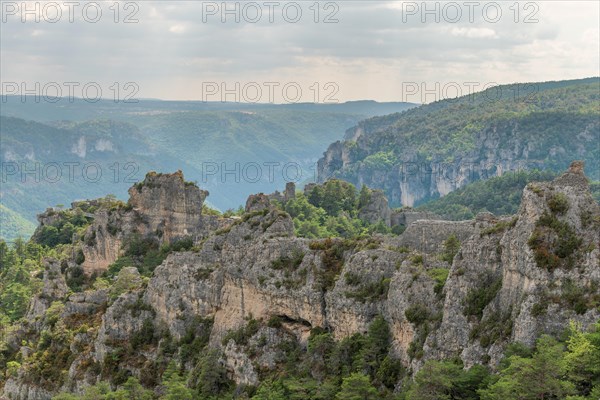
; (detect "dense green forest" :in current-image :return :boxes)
[417,170,600,220]
[0,205,36,242]
[338,78,599,167]
[283,180,398,238]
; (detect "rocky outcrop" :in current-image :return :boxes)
[393,219,475,254]
[80,211,123,276]
[2,380,53,400]
[267,182,296,205]
[428,161,600,368]
[358,189,391,226]
[391,209,439,226]
[24,259,69,330]
[76,171,227,275]
[128,170,208,240]
[4,163,599,399]
[244,193,272,213]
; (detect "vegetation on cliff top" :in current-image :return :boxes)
[0,240,598,398]
[281,180,397,239]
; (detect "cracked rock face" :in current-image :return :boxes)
[4,163,599,399]
[428,161,600,367]
[128,170,209,240]
[76,172,224,276]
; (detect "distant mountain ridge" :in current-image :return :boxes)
[0,97,414,123]
[317,77,600,207]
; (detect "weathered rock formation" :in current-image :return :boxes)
[3,162,599,399]
[75,171,224,275]
[358,189,392,226]
[128,171,208,240]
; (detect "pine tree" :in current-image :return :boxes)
[197,349,229,397]
[335,373,378,400]
[479,335,575,399]
[161,362,193,400]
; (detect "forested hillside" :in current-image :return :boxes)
[318,78,600,207]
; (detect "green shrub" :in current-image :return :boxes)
[528,212,582,271]
[344,277,390,302]
[130,318,155,349]
[344,272,362,286]
[34,209,92,247]
[193,267,214,280]
[531,298,549,317]
[179,316,214,363]
[270,249,305,272]
[6,361,21,378]
[170,236,194,252]
[222,318,261,346]
[109,268,143,301]
[470,309,513,347]
[391,224,407,235]
[267,315,283,328]
[202,204,222,216]
[66,265,85,292]
[481,217,518,236]
[427,268,450,295]
[464,274,502,320]
[548,192,570,215]
[311,238,353,291]
[116,233,176,276]
[410,254,424,265]
[74,249,85,265]
[376,356,404,389]
[405,304,430,326]
[441,234,460,264]
[407,322,430,360]
[561,279,599,314]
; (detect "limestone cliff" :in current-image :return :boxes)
[75,172,220,276]
[3,162,599,399]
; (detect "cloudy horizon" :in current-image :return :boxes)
[1,1,599,104]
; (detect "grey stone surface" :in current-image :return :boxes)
[4,163,599,398]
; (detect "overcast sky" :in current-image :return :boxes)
[1,0,598,103]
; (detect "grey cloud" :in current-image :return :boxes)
[1,0,597,101]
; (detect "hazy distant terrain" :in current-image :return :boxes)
[0,99,415,241]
